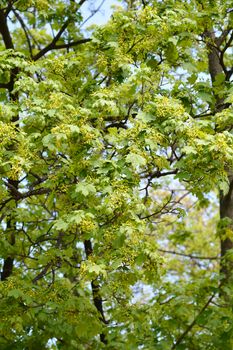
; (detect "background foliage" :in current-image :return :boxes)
[0,0,233,349]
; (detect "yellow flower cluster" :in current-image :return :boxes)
[49,92,63,109]
[0,122,16,149]
[215,133,228,151]
[35,0,49,11]
[155,97,185,119]
[79,218,96,233]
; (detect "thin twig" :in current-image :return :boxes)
[171,293,216,349]
[158,249,219,260]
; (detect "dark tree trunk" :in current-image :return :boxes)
[0,10,19,281]
[84,240,108,344]
[205,29,233,292]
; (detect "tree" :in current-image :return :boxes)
[0,0,233,349]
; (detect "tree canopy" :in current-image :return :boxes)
[0,0,233,349]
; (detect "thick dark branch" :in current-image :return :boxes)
[78,0,88,6]
[215,28,231,47]
[0,9,19,97]
[147,169,178,179]
[105,121,128,130]
[32,262,53,284]
[0,82,10,89]
[226,66,233,80]
[0,197,13,212]
[1,216,16,281]
[4,180,51,200]
[220,30,233,56]
[54,38,91,50]
[219,30,233,77]
[204,30,223,83]
[0,9,14,49]
[28,173,48,189]
[84,240,108,344]
[32,0,91,60]
[193,112,214,119]
[0,10,18,282]
[32,18,70,60]
[21,187,51,199]
[3,0,17,16]
[1,257,14,280]
[142,0,148,7]
[33,32,91,60]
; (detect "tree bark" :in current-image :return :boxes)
[219,176,233,287]
[204,29,233,292]
[0,10,19,281]
[84,240,108,344]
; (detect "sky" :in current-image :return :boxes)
[81,0,119,27]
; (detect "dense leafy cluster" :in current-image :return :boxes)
[0,0,233,349]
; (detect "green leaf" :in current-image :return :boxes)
[75,182,96,196]
[126,153,146,167]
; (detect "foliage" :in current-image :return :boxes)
[0,0,233,349]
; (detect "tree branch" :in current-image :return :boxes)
[0,9,14,49]
[84,240,108,344]
[219,30,233,77]
[33,32,91,60]
[3,0,17,16]
[77,0,88,6]
[158,249,219,260]
[0,82,10,89]
[215,28,231,47]
[139,193,173,220]
[31,0,91,60]
[80,0,106,28]
[54,38,91,50]
[171,293,216,349]
[4,179,51,200]
[32,262,53,284]
[32,18,70,60]
[226,66,233,81]
[12,9,33,57]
